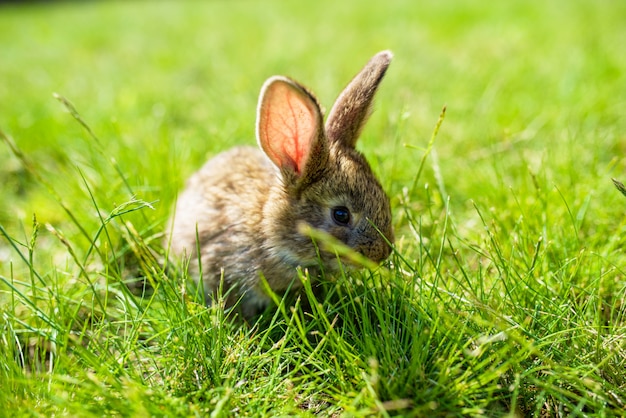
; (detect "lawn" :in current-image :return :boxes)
[1,0,625,416]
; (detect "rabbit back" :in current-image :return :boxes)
[168,146,282,308]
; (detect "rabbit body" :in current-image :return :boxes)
[168,51,395,318]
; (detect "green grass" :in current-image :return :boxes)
[1,0,625,416]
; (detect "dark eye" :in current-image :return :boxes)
[331,206,351,226]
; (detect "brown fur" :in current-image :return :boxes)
[167,51,395,319]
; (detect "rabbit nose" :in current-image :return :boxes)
[378,240,393,262]
[361,239,392,263]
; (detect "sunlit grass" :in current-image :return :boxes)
[1,0,625,416]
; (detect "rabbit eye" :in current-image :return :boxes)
[331,206,351,226]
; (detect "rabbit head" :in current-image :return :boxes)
[256,51,394,273]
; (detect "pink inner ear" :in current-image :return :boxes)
[258,80,320,175]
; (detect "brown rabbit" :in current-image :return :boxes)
[167,51,394,318]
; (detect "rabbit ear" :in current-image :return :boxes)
[257,76,327,186]
[325,50,392,148]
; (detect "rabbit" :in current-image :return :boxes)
[167,50,395,319]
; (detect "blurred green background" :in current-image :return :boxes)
[2,0,623,237]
